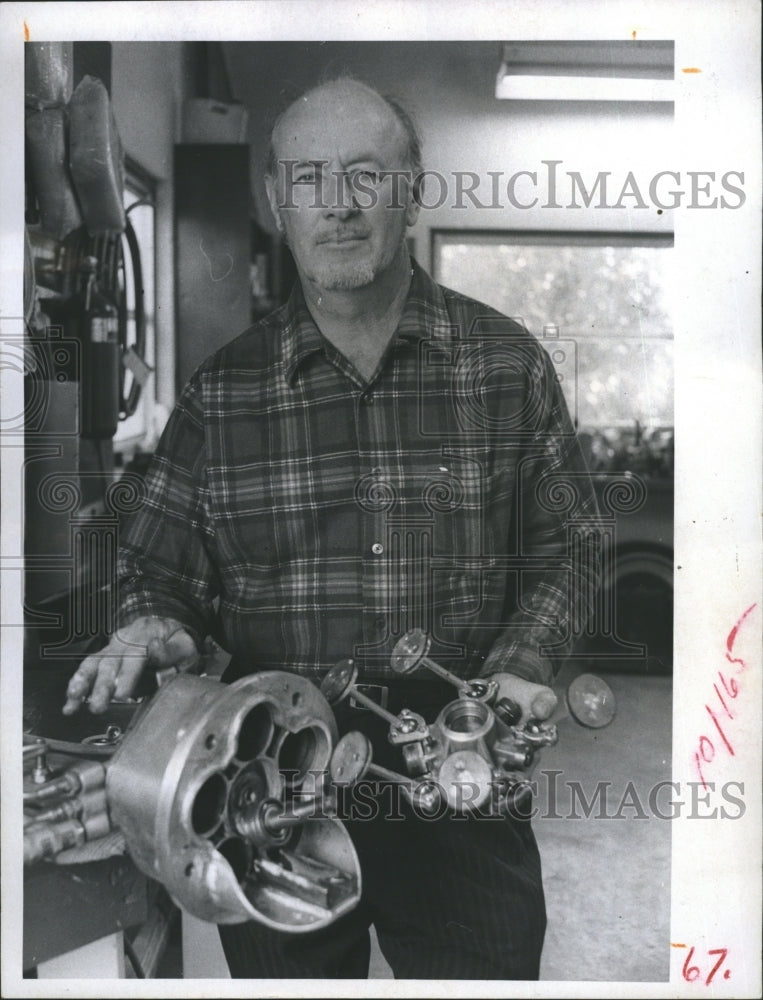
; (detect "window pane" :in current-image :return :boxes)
[577,338,673,427]
[435,236,673,430]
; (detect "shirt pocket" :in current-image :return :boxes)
[413,451,507,561]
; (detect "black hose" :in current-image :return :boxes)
[119,216,146,420]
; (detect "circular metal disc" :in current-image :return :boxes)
[320,659,358,705]
[390,629,429,674]
[566,673,616,728]
[330,731,372,786]
[438,750,493,811]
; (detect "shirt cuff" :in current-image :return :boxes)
[479,642,555,688]
[117,607,207,653]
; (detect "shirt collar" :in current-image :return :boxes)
[279,282,327,385]
[280,258,455,385]
[396,257,455,343]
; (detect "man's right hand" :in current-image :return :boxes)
[62,616,201,715]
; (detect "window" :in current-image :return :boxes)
[433,232,674,432]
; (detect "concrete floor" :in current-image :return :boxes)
[535,664,672,982]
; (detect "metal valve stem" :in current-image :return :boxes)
[260,794,332,833]
[321,659,412,730]
[330,731,410,785]
[365,761,441,813]
[391,631,498,704]
[365,760,412,784]
[329,731,441,812]
[349,689,406,728]
[390,630,465,687]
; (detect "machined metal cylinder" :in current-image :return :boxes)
[435,696,496,756]
[106,671,361,931]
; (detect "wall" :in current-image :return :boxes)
[223,41,674,269]
[111,42,185,412]
[105,40,675,405]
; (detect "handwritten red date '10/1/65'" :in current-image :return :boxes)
[677,604,757,990]
[694,603,757,790]
[672,945,730,985]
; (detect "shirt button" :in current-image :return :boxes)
[362,393,374,405]
[374,615,386,630]
[371,542,384,555]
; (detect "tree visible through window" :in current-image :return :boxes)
[434,233,674,432]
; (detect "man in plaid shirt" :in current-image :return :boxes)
[64,78,599,979]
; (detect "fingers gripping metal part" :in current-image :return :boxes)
[106,672,361,931]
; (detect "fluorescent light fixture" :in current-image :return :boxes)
[495,74,673,102]
[496,40,674,102]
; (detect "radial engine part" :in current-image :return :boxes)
[326,629,620,816]
[106,672,361,931]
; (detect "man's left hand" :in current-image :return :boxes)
[488,672,558,725]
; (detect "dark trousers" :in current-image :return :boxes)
[218,684,547,980]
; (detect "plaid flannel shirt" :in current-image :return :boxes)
[118,260,600,686]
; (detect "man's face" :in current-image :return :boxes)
[266,83,420,292]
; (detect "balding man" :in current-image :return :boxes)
[64,78,599,980]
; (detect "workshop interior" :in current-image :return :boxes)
[21,41,674,981]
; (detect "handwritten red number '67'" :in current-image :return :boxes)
[682,946,729,984]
